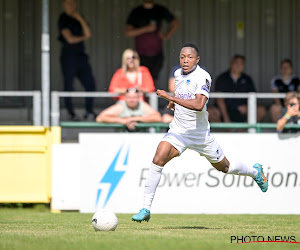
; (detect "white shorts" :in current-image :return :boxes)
[161,130,225,163]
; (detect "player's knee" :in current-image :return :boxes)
[214,158,229,173]
[216,165,229,173]
[152,158,165,167]
[222,159,230,173]
[222,165,229,173]
[152,155,166,167]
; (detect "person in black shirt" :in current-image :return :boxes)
[276,91,300,133]
[58,0,96,121]
[215,55,266,123]
[125,0,179,87]
[270,59,300,122]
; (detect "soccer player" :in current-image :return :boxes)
[132,43,268,223]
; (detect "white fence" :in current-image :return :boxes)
[0,91,42,126]
[0,91,288,127]
[50,91,287,127]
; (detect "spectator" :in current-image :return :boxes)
[108,49,155,100]
[276,92,300,133]
[125,0,179,88]
[58,0,96,121]
[270,59,300,122]
[96,88,162,131]
[215,55,266,123]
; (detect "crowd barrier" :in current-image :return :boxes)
[51,91,288,129]
[0,91,41,125]
[60,121,300,133]
[0,91,292,130]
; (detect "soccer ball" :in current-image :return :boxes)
[91,209,118,231]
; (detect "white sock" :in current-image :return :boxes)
[227,160,258,178]
[143,162,163,211]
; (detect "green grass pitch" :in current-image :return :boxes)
[0,208,300,250]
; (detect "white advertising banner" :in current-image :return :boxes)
[52,133,300,214]
[52,144,81,210]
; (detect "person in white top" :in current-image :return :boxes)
[132,43,268,223]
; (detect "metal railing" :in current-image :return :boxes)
[59,121,300,133]
[209,92,286,132]
[51,91,288,130]
[0,91,42,126]
[0,91,288,129]
[50,91,159,126]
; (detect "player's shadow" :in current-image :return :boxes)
[163,226,223,230]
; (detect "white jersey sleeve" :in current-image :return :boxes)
[195,68,212,99]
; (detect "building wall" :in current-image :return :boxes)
[1,0,300,101]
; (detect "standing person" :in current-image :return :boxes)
[108,49,155,100]
[58,0,96,121]
[270,59,300,123]
[132,43,268,223]
[125,0,179,88]
[215,55,266,123]
[276,92,300,133]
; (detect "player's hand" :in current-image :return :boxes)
[167,101,175,111]
[156,89,171,101]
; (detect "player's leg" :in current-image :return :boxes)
[193,135,268,192]
[211,156,257,177]
[211,157,268,192]
[132,141,179,223]
[152,141,180,166]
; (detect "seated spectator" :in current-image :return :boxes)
[215,55,266,122]
[96,88,162,131]
[270,59,300,122]
[276,92,300,133]
[108,49,155,100]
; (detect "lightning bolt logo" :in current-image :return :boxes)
[95,144,130,208]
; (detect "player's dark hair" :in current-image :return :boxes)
[181,42,199,56]
[281,59,293,68]
[232,54,245,62]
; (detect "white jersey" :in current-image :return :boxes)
[169,65,212,136]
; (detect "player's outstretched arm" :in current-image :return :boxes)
[157,90,206,111]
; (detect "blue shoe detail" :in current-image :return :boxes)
[253,163,268,192]
[132,208,150,223]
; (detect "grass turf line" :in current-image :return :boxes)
[0,209,299,250]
